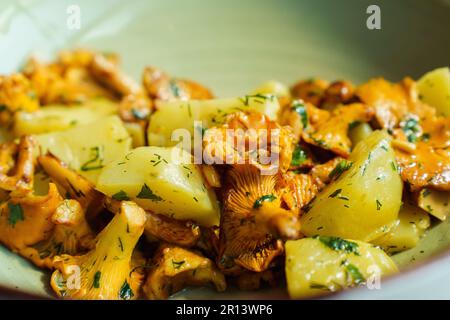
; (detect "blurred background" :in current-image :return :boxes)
[0,0,449,98]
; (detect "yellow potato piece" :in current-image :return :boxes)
[35,115,131,183]
[417,67,450,116]
[14,98,117,136]
[417,188,450,221]
[300,130,403,241]
[285,237,398,299]
[96,146,220,227]
[148,95,280,147]
[372,202,430,254]
[349,122,373,146]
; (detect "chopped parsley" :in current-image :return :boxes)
[172,259,185,269]
[118,237,124,251]
[291,145,308,166]
[93,271,101,289]
[112,190,130,201]
[131,108,147,120]
[253,194,277,209]
[390,161,398,173]
[8,203,24,226]
[239,94,274,106]
[329,189,342,198]
[401,116,420,143]
[136,184,163,201]
[421,133,431,142]
[169,79,181,98]
[119,280,134,300]
[292,100,308,127]
[80,146,104,171]
[376,199,382,211]
[345,263,365,285]
[315,236,360,255]
[329,160,353,180]
[422,188,431,198]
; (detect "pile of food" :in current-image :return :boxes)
[0,49,448,299]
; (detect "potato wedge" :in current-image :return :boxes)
[96,146,220,227]
[148,94,279,147]
[417,188,450,221]
[349,122,373,146]
[285,237,398,299]
[372,202,430,254]
[417,67,450,116]
[14,98,117,136]
[35,115,131,183]
[300,130,403,241]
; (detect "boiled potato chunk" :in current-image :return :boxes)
[417,67,450,116]
[148,95,279,147]
[285,237,398,299]
[349,122,373,146]
[35,115,131,183]
[96,146,220,227]
[372,203,430,254]
[417,188,450,221]
[14,98,117,136]
[300,130,403,241]
[124,122,146,148]
[251,81,290,98]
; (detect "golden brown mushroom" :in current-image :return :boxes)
[217,165,299,274]
[277,157,345,215]
[203,111,296,174]
[142,244,226,300]
[0,74,39,125]
[0,135,36,195]
[302,103,374,157]
[90,53,142,97]
[142,66,213,101]
[50,201,146,300]
[0,183,62,251]
[38,154,104,219]
[291,78,329,106]
[19,199,95,268]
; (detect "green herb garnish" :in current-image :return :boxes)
[345,263,365,285]
[112,190,130,201]
[80,146,104,171]
[93,271,101,289]
[292,101,308,127]
[253,194,277,209]
[315,236,360,255]
[291,145,308,166]
[329,160,353,180]
[8,203,24,226]
[119,280,134,300]
[136,184,163,201]
[172,260,185,269]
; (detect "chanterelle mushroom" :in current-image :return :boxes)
[38,154,104,220]
[0,74,39,125]
[142,243,226,300]
[142,66,213,101]
[0,136,36,196]
[20,199,95,269]
[218,165,300,275]
[0,183,62,252]
[50,201,146,300]
[203,111,296,174]
[104,197,201,248]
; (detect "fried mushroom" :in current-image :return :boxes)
[142,243,226,300]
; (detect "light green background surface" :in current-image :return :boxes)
[0,0,449,299]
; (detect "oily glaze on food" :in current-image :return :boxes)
[0,49,448,299]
